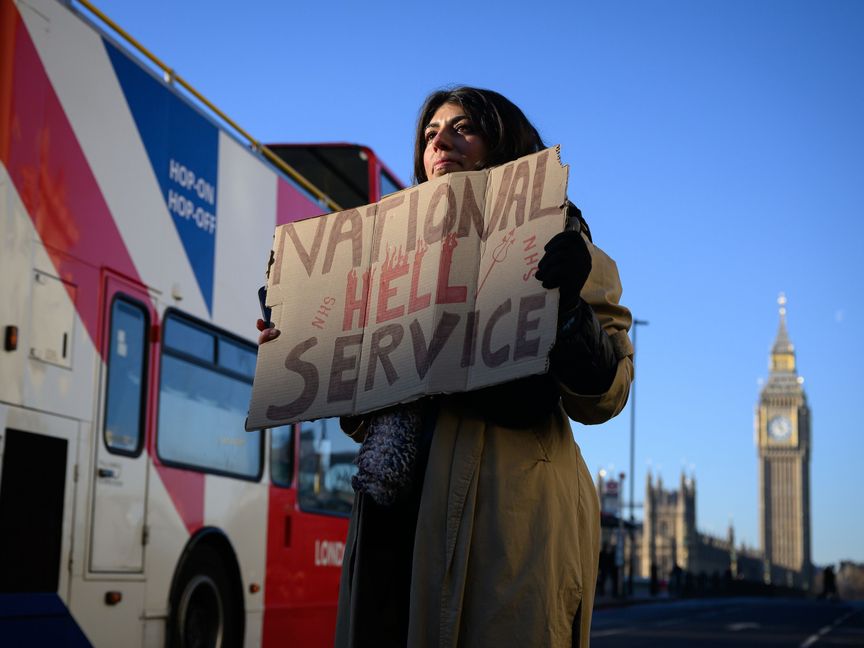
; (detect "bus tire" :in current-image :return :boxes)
[168,543,243,648]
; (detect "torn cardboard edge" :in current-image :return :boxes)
[246,146,569,429]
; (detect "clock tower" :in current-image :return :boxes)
[756,294,811,588]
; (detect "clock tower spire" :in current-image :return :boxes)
[756,293,812,588]
[771,293,796,373]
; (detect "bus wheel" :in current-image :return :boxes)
[169,544,242,648]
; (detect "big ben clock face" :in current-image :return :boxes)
[768,415,792,441]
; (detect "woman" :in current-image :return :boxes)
[260,87,633,647]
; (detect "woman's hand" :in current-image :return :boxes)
[256,318,280,345]
[535,229,592,313]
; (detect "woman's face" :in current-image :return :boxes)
[422,102,487,179]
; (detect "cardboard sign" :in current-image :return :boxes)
[246,147,569,429]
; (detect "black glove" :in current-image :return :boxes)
[535,228,591,315]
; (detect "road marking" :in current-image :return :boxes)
[591,628,628,637]
[799,610,858,648]
[655,619,680,627]
[726,622,760,631]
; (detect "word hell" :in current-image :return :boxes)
[265,293,547,421]
[342,235,464,332]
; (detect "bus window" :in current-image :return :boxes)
[163,315,214,362]
[380,170,400,198]
[298,419,357,516]
[157,313,262,479]
[267,144,371,208]
[218,337,256,378]
[270,426,294,487]
[104,298,148,455]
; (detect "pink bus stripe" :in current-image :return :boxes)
[1,5,204,536]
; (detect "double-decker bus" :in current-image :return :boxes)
[0,0,402,645]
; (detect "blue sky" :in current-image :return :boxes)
[91,0,864,566]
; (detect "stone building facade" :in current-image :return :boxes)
[600,296,813,590]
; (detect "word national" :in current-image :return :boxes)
[246,147,569,428]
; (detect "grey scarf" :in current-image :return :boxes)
[351,402,424,506]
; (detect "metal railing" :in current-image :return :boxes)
[74,0,343,213]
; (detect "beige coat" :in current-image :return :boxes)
[336,238,633,648]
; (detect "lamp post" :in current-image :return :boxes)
[617,472,625,598]
[628,318,649,596]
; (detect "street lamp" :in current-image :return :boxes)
[618,471,626,598]
[628,318,649,596]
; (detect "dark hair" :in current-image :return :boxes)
[412,87,545,184]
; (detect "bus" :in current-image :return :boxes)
[0,0,402,645]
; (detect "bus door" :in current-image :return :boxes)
[0,407,79,600]
[89,273,155,573]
